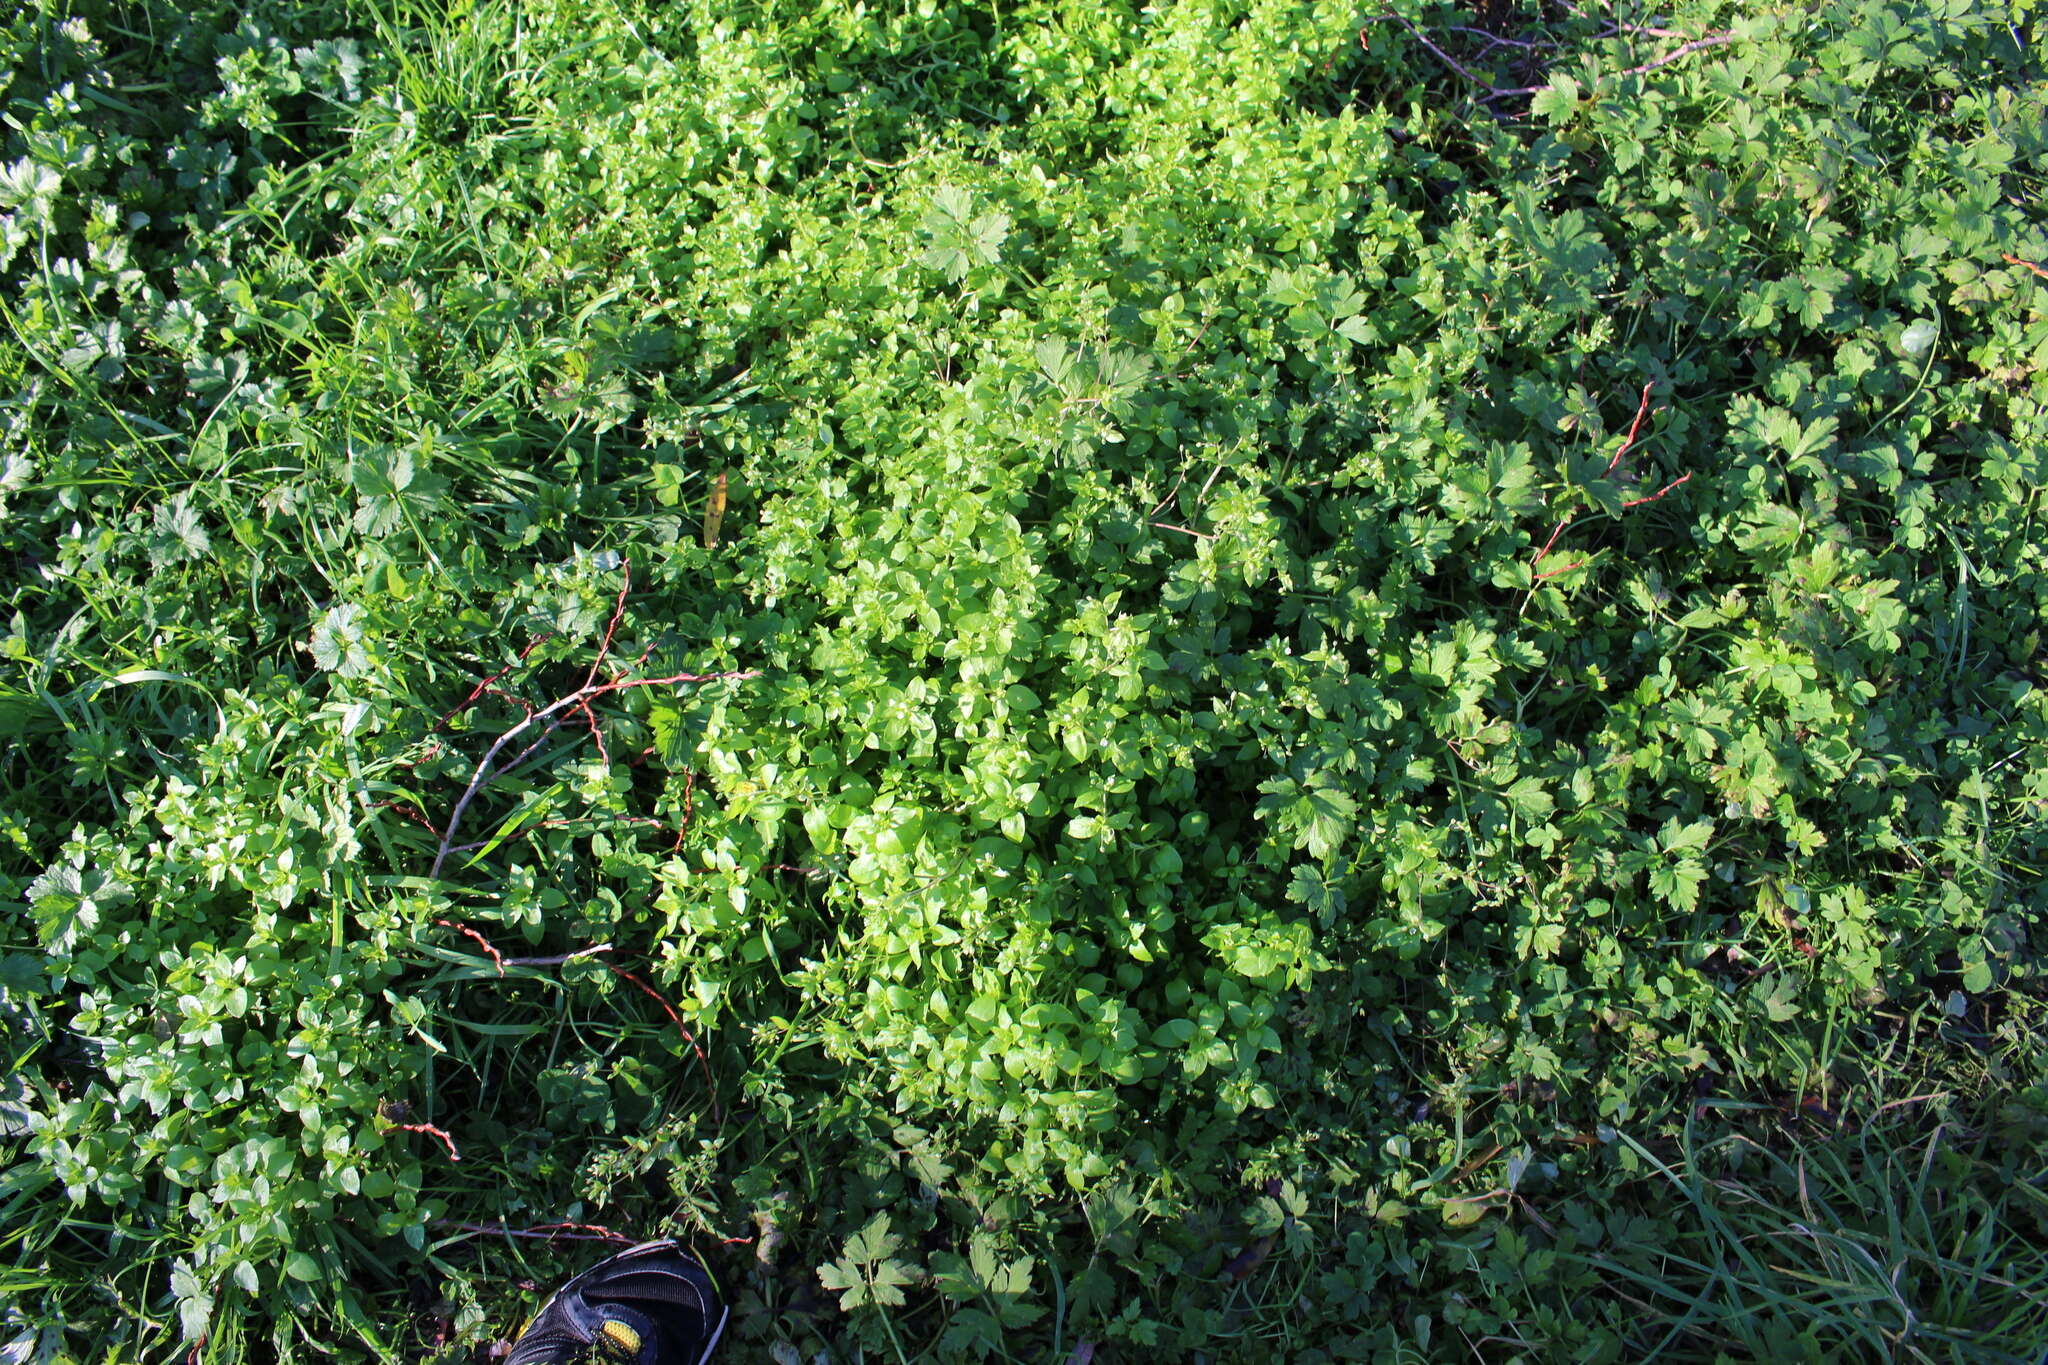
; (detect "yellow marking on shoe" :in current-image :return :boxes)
[597,1319,642,1360]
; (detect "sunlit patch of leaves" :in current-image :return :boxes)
[2,0,2046,1360]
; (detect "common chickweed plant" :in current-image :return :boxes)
[3,0,2046,1359]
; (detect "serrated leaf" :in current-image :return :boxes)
[1504,776,1554,822]
[921,187,1007,283]
[1650,858,1708,912]
[842,1212,900,1265]
[1530,76,1582,124]
[867,1258,916,1306]
[150,493,212,567]
[932,1251,981,1300]
[27,857,130,953]
[940,1307,1003,1358]
[1659,818,1714,854]
[819,1259,870,1308]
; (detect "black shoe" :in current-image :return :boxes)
[505,1239,727,1365]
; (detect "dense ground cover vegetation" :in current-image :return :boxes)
[4,0,2047,1358]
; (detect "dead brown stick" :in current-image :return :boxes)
[429,682,735,877]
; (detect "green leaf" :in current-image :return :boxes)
[1150,1018,1196,1047]
[1649,858,1708,912]
[1504,776,1554,823]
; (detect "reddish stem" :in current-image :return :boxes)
[437,634,552,731]
[394,1122,462,1163]
[671,769,698,852]
[374,800,442,837]
[1621,472,1692,508]
[583,560,634,694]
[1531,515,1575,565]
[574,696,612,768]
[436,919,506,975]
[1601,384,1657,476]
[1530,384,1688,582]
[609,963,720,1123]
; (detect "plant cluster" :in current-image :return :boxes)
[2,0,2046,1360]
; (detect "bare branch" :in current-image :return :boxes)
[1616,31,1735,80]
